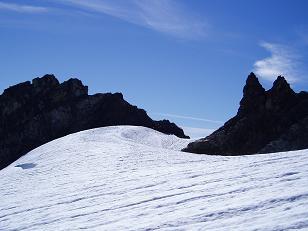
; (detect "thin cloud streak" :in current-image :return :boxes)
[253,42,301,83]
[152,112,224,124]
[182,126,214,139]
[57,0,207,39]
[0,2,48,13]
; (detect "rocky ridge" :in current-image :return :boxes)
[183,73,308,155]
[0,75,188,170]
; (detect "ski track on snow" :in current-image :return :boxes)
[0,126,308,230]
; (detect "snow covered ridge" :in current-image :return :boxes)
[1,126,308,230]
[0,74,188,170]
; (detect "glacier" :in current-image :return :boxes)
[0,126,308,230]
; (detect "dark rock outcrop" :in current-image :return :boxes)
[183,72,308,155]
[0,75,189,170]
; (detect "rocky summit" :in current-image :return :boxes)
[0,75,189,170]
[183,72,308,155]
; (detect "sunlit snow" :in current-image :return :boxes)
[0,126,308,230]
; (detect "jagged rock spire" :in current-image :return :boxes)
[184,72,308,156]
[238,72,265,115]
[265,76,296,111]
[243,72,264,95]
[271,76,294,94]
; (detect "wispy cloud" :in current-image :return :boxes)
[0,2,48,13]
[182,126,214,139]
[253,42,301,83]
[152,112,223,124]
[56,0,207,39]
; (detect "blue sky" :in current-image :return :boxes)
[1,0,308,138]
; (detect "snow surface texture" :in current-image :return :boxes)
[0,126,308,230]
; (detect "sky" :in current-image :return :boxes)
[1,0,308,138]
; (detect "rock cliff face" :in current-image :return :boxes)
[0,75,188,169]
[183,73,308,155]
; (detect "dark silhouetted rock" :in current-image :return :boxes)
[0,75,189,170]
[183,72,308,155]
[238,72,266,116]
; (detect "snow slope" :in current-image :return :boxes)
[0,126,308,230]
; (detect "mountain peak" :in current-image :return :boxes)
[184,72,308,155]
[32,74,60,94]
[32,74,59,86]
[271,75,293,92]
[246,72,259,84]
[238,72,265,115]
[265,75,296,111]
[60,78,88,98]
[244,72,264,90]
